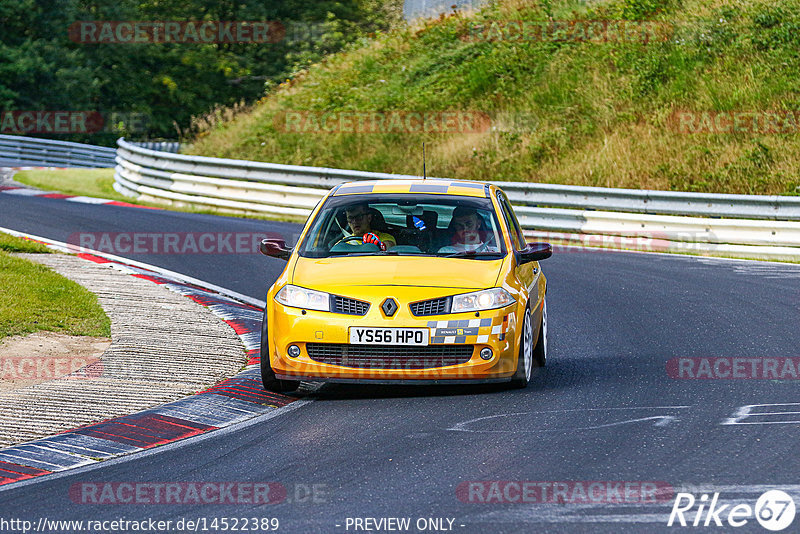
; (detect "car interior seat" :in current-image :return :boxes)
[367,207,389,233]
[406,210,439,252]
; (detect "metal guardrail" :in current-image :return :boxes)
[113,137,800,260]
[0,135,117,168]
[499,182,800,221]
[131,141,181,153]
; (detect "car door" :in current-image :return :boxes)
[496,190,537,300]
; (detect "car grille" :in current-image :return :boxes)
[306,343,474,369]
[409,297,449,316]
[332,296,370,316]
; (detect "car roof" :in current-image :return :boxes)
[332,178,490,198]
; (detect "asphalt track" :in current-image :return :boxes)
[2,187,800,533]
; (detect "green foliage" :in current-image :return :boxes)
[619,0,671,20]
[0,0,403,144]
[188,0,800,195]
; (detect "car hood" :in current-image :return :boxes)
[291,255,503,290]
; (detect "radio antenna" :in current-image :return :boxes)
[422,142,427,180]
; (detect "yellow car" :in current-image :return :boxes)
[258,178,552,392]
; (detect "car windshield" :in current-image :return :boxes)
[298,194,506,259]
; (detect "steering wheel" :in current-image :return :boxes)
[331,235,366,247]
[469,233,497,253]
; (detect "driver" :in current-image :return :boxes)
[438,206,489,253]
[345,203,396,250]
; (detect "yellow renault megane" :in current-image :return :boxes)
[258,178,552,392]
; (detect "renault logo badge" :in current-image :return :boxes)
[381,298,398,317]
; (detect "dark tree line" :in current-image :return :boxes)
[0,0,402,144]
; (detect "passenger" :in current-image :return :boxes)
[344,203,396,250]
[438,206,490,253]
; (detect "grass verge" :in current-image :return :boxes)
[13,168,126,201]
[10,168,303,222]
[0,233,52,253]
[187,0,800,196]
[0,234,110,340]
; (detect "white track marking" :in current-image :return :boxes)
[462,485,800,525]
[64,196,113,204]
[1,188,42,196]
[722,403,800,425]
[448,407,691,433]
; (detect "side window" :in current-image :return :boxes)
[496,192,526,251]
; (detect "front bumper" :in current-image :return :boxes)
[274,375,513,384]
[268,294,522,382]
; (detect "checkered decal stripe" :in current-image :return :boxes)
[428,316,508,344]
[334,180,487,197]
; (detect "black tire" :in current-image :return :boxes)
[260,307,300,393]
[509,304,535,388]
[532,298,547,368]
[509,299,546,388]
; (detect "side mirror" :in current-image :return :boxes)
[259,238,292,260]
[519,242,552,264]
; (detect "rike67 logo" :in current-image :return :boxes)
[668,490,795,531]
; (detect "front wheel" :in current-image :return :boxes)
[532,298,547,368]
[510,299,546,388]
[260,307,299,393]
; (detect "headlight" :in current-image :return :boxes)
[275,284,330,312]
[451,288,515,313]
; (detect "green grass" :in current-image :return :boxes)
[0,233,52,253]
[13,168,126,201]
[187,0,800,196]
[11,168,306,221]
[0,246,111,340]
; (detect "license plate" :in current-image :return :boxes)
[349,327,429,345]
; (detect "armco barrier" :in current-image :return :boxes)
[499,182,800,221]
[113,137,800,260]
[131,141,181,153]
[0,134,117,168]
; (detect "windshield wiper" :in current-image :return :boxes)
[325,250,404,257]
[438,251,503,258]
[326,251,376,257]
